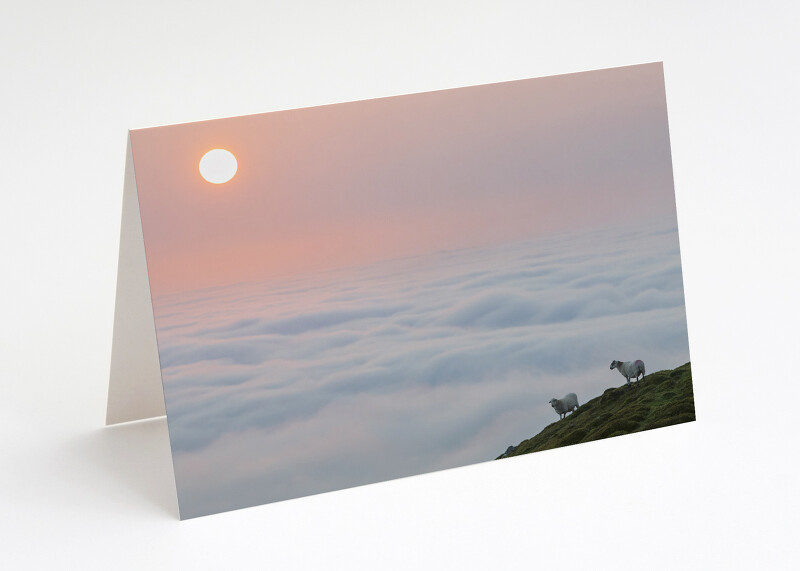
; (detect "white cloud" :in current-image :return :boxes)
[153,224,691,518]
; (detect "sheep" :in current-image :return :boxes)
[609,359,646,387]
[549,393,579,420]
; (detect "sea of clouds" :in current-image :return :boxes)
[153,223,690,518]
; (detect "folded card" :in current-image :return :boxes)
[108,63,694,519]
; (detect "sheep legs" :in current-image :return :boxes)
[627,374,643,388]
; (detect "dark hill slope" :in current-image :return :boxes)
[497,362,695,459]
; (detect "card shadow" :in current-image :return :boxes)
[71,417,179,518]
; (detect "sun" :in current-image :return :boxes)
[199,149,238,184]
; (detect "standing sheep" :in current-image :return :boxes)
[610,359,646,387]
[549,393,579,420]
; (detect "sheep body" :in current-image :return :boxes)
[610,359,646,386]
[549,393,579,420]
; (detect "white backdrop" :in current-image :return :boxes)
[2,1,798,568]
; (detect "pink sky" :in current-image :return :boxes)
[131,63,675,298]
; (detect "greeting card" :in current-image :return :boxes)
[108,63,694,519]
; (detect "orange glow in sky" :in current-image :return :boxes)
[131,63,675,298]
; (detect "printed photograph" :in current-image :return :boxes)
[131,63,694,519]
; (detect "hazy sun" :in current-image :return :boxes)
[199,149,238,184]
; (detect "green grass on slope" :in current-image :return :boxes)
[496,362,695,459]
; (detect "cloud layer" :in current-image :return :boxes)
[153,224,690,518]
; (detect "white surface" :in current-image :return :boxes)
[106,137,166,425]
[2,1,798,568]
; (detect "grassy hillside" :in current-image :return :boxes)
[497,362,695,459]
